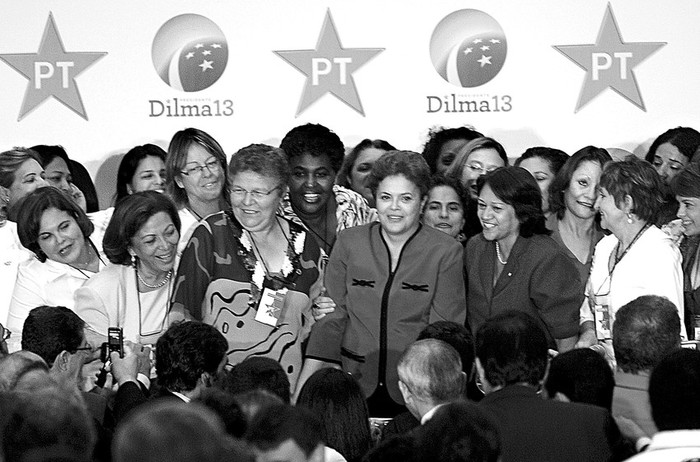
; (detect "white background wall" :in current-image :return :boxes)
[1,1,698,208]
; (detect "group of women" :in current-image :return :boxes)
[1,123,699,420]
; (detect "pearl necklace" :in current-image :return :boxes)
[495,241,508,265]
[137,268,173,289]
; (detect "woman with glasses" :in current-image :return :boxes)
[170,144,323,392]
[8,187,104,349]
[165,128,230,261]
[75,191,181,346]
[577,157,685,358]
[445,136,509,240]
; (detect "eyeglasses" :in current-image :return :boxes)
[467,163,499,176]
[231,185,281,200]
[180,158,220,176]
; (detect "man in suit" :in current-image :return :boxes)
[475,311,624,462]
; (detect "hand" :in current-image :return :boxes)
[575,329,597,349]
[69,182,87,212]
[614,414,649,441]
[110,341,142,386]
[311,291,335,321]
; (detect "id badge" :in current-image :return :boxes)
[255,287,288,327]
[590,295,612,340]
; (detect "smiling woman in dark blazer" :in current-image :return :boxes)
[464,166,582,352]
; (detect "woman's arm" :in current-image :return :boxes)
[170,222,215,321]
[74,285,109,337]
[7,264,45,334]
[430,242,467,324]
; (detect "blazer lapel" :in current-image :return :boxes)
[478,239,496,304]
[493,236,525,296]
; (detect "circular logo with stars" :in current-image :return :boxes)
[152,14,228,92]
[430,9,507,88]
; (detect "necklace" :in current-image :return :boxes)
[609,223,650,275]
[495,241,508,265]
[137,268,173,289]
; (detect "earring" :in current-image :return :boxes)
[627,213,634,224]
[131,254,137,267]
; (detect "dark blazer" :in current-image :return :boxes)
[479,385,622,462]
[465,234,582,347]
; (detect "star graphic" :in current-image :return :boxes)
[0,13,106,121]
[553,3,665,112]
[477,55,492,67]
[473,39,483,44]
[202,50,212,56]
[185,52,194,59]
[211,44,222,49]
[481,45,490,51]
[490,39,501,44]
[194,43,204,49]
[274,9,384,116]
[463,47,473,55]
[199,60,213,71]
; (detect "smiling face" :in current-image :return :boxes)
[461,148,506,199]
[436,139,469,174]
[477,184,520,246]
[44,157,72,195]
[376,175,425,239]
[564,160,603,220]
[349,147,387,206]
[175,144,224,205]
[37,207,88,265]
[595,187,626,233]
[231,171,284,233]
[5,159,47,207]
[288,153,335,218]
[130,211,179,276]
[677,196,700,237]
[519,157,555,213]
[652,142,689,185]
[423,185,465,238]
[128,156,166,195]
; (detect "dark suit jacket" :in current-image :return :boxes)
[479,385,622,462]
[465,234,582,347]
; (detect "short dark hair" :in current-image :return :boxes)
[613,295,681,374]
[548,146,612,219]
[197,387,247,438]
[515,146,569,173]
[228,143,290,188]
[398,339,465,403]
[279,123,344,173]
[220,356,290,403]
[15,187,94,262]
[649,348,700,431]
[337,138,396,187]
[245,404,323,457]
[296,368,372,462]
[417,320,474,376]
[477,166,550,237]
[116,144,167,202]
[367,150,432,198]
[166,128,230,209]
[670,162,700,198]
[30,144,71,170]
[421,126,483,173]
[103,191,181,265]
[475,311,548,388]
[415,401,501,462]
[599,156,665,223]
[2,384,96,462]
[21,306,85,368]
[545,348,614,410]
[645,126,700,165]
[426,174,469,216]
[113,400,246,462]
[155,321,228,392]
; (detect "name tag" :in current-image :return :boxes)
[591,294,612,341]
[255,287,288,327]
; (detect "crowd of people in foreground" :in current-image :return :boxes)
[1,122,700,461]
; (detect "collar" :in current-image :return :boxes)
[169,390,191,403]
[421,403,445,424]
[649,430,700,450]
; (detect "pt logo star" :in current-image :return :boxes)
[553,3,665,112]
[274,10,383,116]
[0,13,106,121]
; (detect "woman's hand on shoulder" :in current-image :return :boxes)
[574,328,598,349]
